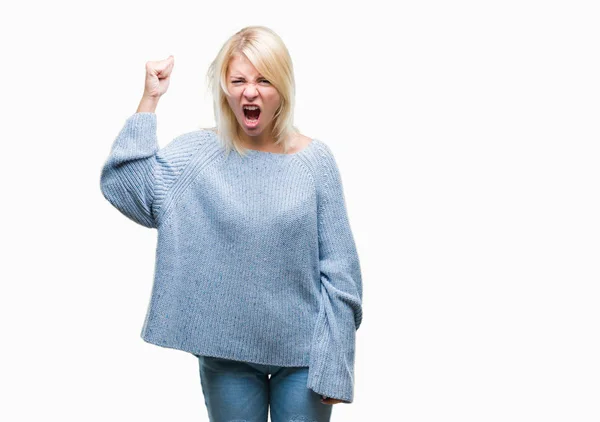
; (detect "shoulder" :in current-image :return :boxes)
[292,137,343,193]
[307,140,348,207]
[290,133,314,154]
[158,128,215,158]
[291,134,337,168]
[172,128,215,147]
[311,138,338,169]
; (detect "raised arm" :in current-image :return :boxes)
[99,110,161,228]
[99,56,175,229]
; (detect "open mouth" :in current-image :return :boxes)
[243,105,261,125]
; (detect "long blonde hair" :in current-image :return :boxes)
[205,25,300,157]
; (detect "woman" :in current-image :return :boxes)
[100,25,363,422]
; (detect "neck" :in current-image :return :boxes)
[237,125,282,151]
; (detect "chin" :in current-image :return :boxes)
[240,126,263,136]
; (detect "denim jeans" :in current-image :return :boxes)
[195,355,333,422]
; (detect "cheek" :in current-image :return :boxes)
[266,94,281,112]
[225,97,240,113]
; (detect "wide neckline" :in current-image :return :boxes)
[205,130,318,158]
[242,138,317,157]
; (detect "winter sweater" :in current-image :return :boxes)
[99,112,363,403]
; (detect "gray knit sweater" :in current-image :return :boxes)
[99,112,363,403]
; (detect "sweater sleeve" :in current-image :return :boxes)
[100,112,206,229]
[100,112,161,228]
[306,143,363,404]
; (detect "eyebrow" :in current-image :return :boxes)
[230,75,265,79]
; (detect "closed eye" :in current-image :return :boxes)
[232,79,271,84]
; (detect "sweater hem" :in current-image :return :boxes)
[140,331,312,368]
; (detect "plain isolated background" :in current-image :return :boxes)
[2,0,599,421]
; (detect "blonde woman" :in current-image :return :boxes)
[100,25,363,422]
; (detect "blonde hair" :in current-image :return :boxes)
[205,25,299,157]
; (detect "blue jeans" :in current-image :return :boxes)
[196,355,333,422]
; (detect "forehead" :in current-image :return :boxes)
[227,54,262,77]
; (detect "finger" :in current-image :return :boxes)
[155,56,174,75]
[163,56,174,71]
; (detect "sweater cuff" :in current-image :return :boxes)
[306,291,357,403]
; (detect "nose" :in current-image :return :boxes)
[243,83,259,98]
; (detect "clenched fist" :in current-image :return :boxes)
[143,55,175,98]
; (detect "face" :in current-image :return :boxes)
[225,53,281,143]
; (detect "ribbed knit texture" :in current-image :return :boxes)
[99,112,363,403]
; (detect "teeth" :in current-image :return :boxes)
[243,105,260,110]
